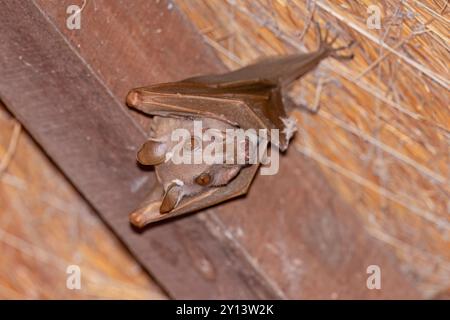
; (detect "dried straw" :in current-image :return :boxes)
[177,0,450,297]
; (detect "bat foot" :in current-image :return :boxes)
[298,103,321,114]
[314,21,356,60]
[287,77,328,114]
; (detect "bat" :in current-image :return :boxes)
[126,23,354,227]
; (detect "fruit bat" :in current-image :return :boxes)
[126,23,354,227]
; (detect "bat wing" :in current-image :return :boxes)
[183,51,323,87]
[127,80,291,151]
[131,164,260,225]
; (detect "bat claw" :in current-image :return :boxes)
[314,21,356,60]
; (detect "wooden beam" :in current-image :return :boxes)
[0,0,421,299]
[0,0,281,299]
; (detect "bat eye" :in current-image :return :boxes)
[195,172,212,186]
[183,136,201,152]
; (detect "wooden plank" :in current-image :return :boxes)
[0,0,281,299]
[0,0,422,299]
[0,102,166,299]
[175,1,430,298]
[34,0,224,132]
[213,153,421,298]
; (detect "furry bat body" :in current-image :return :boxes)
[126,24,354,227]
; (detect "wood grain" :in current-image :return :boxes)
[0,0,426,299]
[0,103,165,299]
[0,0,281,299]
[177,0,448,298]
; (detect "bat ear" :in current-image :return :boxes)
[160,183,183,214]
[137,139,167,165]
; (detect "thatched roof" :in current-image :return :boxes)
[178,0,449,297]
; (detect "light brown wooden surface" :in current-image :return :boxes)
[34,0,421,298]
[0,103,166,299]
[177,0,449,298]
[0,0,447,299]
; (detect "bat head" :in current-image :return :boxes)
[138,116,250,213]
